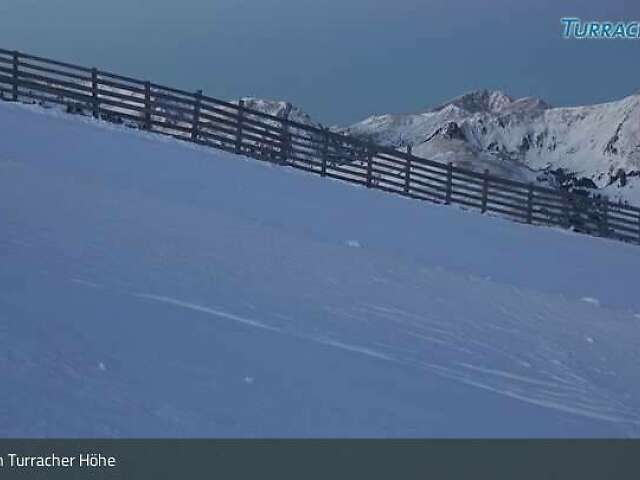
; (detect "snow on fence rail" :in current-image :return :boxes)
[1,48,639,245]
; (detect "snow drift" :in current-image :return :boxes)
[1,101,640,437]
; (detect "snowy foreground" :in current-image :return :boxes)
[1,101,640,437]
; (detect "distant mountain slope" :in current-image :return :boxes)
[340,90,640,203]
[246,90,640,204]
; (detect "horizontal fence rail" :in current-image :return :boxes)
[1,48,639,245]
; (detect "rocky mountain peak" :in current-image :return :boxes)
[429,89,514,114]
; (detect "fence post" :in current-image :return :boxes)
[11,51,19,101]
[235,99,244,154]
[526,184,534,224]
[144,81,152,130]
[445,162,453,204]
[481,169,489,213]
[562,191,571,228]
[280,121,290,164]
[601,197,609,236]
[191,89,202,142]
[91,68,99,118]
[404,149,412,194]
[321,129,328,177]
[366,147,373,187]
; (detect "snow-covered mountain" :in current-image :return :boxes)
[246,90,640,204]
[341,90,640,204]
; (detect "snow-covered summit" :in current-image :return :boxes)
[427,89,545,115]
[237,97,320,128]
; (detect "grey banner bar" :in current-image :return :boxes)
[0,440,638,479]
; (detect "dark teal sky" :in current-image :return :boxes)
[1,0,639,124]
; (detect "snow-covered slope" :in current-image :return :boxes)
[341,90,640,203]
[2,101,640,437]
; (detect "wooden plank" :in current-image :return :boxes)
[482,170,489,213]
[280,121,290,164]
[16,59,92,82]
[191,89,202,141]
[607,211,640,227]
[452,178,484,196]
[370,166,406,183]
[12,50,93,74]
[450,194,483,211]
[149,82,198,101]
[404,155,411,193]
[150,88,198,108]
[408,185,446,203]
[324,169,368,187]
[366,148,373,187]
[486,203,529,222]
[91,68,99,118]
[12,78,94,105]
[445,162,453,204]
[15,68,93,94]
[95,86,145,106]
[94,75,147,95]
[605,218,640,236]
[200,111,278,141]
[608,203,640,219]
[485,184,529,205]
[236,99,244,154]
[486,195,530,214]
[410,165,448,187]
[527,184,534,224]
[562,192,570,227]
[144,81,152,130]
[451,187,483,207]
[97,68,147,87]
[600,198,609,236]
[375,151,418,169]
[321,130,328,177]
[12,51,19,101]
[410,176,448,195]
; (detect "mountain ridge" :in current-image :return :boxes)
[247,89,640,203]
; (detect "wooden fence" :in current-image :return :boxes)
[1,48,639,245]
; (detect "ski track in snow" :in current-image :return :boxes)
[423,363,640,428]
[134,293,395,363]
[71,278,104,289]
[131,291,640,431]
[134,293,281,332]
[364,311,640,430]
